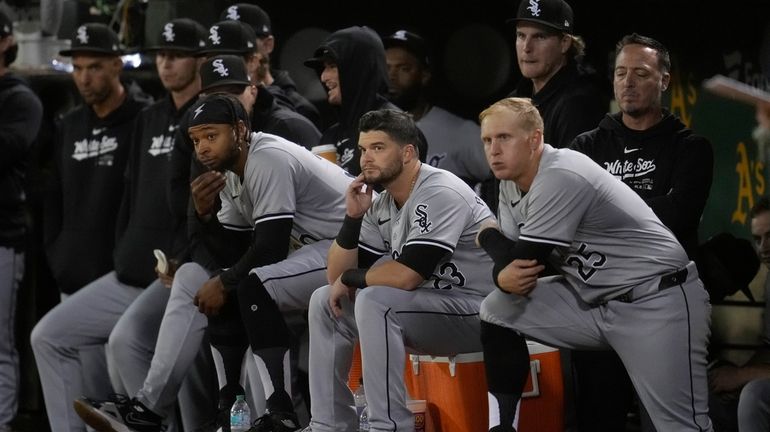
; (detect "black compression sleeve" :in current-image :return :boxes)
[396,244,451,280]
[489,240,555,288]
[478,228,518,267]
[341,268,368,288]
[336,215,363,249]
[219,218,293,292]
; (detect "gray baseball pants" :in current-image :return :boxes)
[0,247,22,427]
[308,284,485,432]
[480,262,713,432]
[30,271,143,432]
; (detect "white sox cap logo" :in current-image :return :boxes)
[209,26,221,45]
[76,26,89,44]
[226,6,240,20]
[163,23,175,42]
[212,59,229,77]
[527,0,541,17]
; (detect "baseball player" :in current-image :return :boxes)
[75,93,352,432]
[307,109,496,432]
[476,97,712,432]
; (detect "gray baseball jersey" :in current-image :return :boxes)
[358,163,495,297]
[216,132,352,246]
[497,144,689,304]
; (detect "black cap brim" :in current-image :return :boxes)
[505,17,569,33]
[201,79,251,93]
[59,47,125,57]
[198,48,251,57]
[142,45,203,54]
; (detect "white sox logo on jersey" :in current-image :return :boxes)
[212,59,229,77]
[414,204,432,233]
[76,26,89,44]
[526,0,541,17]
[72,135,118,162]
[209,26,221,45]
[148,133,174,156]
[163,23,175,42]
[226,5,240,20]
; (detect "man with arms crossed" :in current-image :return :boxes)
[476,97,713,432]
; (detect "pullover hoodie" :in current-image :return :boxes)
[44,85,149,294]
[0,74,43,249]
[309,26,399,174]
[511,61,609,148]
[571,111,713,257]
[112,95,196,287]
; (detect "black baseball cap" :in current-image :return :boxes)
[507,0,574,34]
[220,3,272,37]
[0,10,12,37]
[144,18,207,54]
[382,30,430,67]
[60,23,123,56]
[303,46,336,72]
[200,54,251,93]
[199,20,257,56]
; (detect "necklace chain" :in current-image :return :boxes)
[408,163,421,196]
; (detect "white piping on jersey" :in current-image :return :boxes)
[359,242,387,255]
[404,239,455,253]
[254,213,295,224]
[221,222,252,232]
[518,234,570,247]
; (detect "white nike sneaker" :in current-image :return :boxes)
[73,394,166,432]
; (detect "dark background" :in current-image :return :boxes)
[5,0,770,430]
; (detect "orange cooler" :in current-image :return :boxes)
[515,341,564,432]
[405,353,488,432]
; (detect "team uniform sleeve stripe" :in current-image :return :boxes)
[518,234,571,247]
[359,241,387,255]
[221,223,253,231]
[254,212,295,224]
[404,239,455,253]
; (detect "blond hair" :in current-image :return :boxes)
[479,97,544,133]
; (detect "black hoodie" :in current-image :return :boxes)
[0,73,43,249]
[44,84,149,294]
[571,111,714,257]
[511,61,609,148]
[310,26,399,175]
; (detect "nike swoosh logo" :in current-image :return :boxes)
[92,128,105,135]
[378,218,391,225]
[624,147,640,154]
[510,200,520,208]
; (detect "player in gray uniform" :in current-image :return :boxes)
[476,97,712,432]
[75,94,352,432]
[306,109,495,432]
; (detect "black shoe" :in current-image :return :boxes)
[489,425,516,432]
[73,394,166,432]
[248,411,301,432]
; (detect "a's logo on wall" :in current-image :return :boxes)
[163,23,175,42]
[527,0,541,17]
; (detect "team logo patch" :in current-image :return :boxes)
[163,23,175,42]
[209,26,221,45]
[193,103,205,119]
[527,0,541,17]
[212,59,229,77]
[226,6,240,20]
[76,26,89,44]
[414,203,432,233]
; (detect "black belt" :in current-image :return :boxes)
[601,267,689,305]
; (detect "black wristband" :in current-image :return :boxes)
[336,214,363,249]
[341,268,368,289]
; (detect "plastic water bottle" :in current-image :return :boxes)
[353,379,366,419]
[359,405,370,431]
[230,394,251,432]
